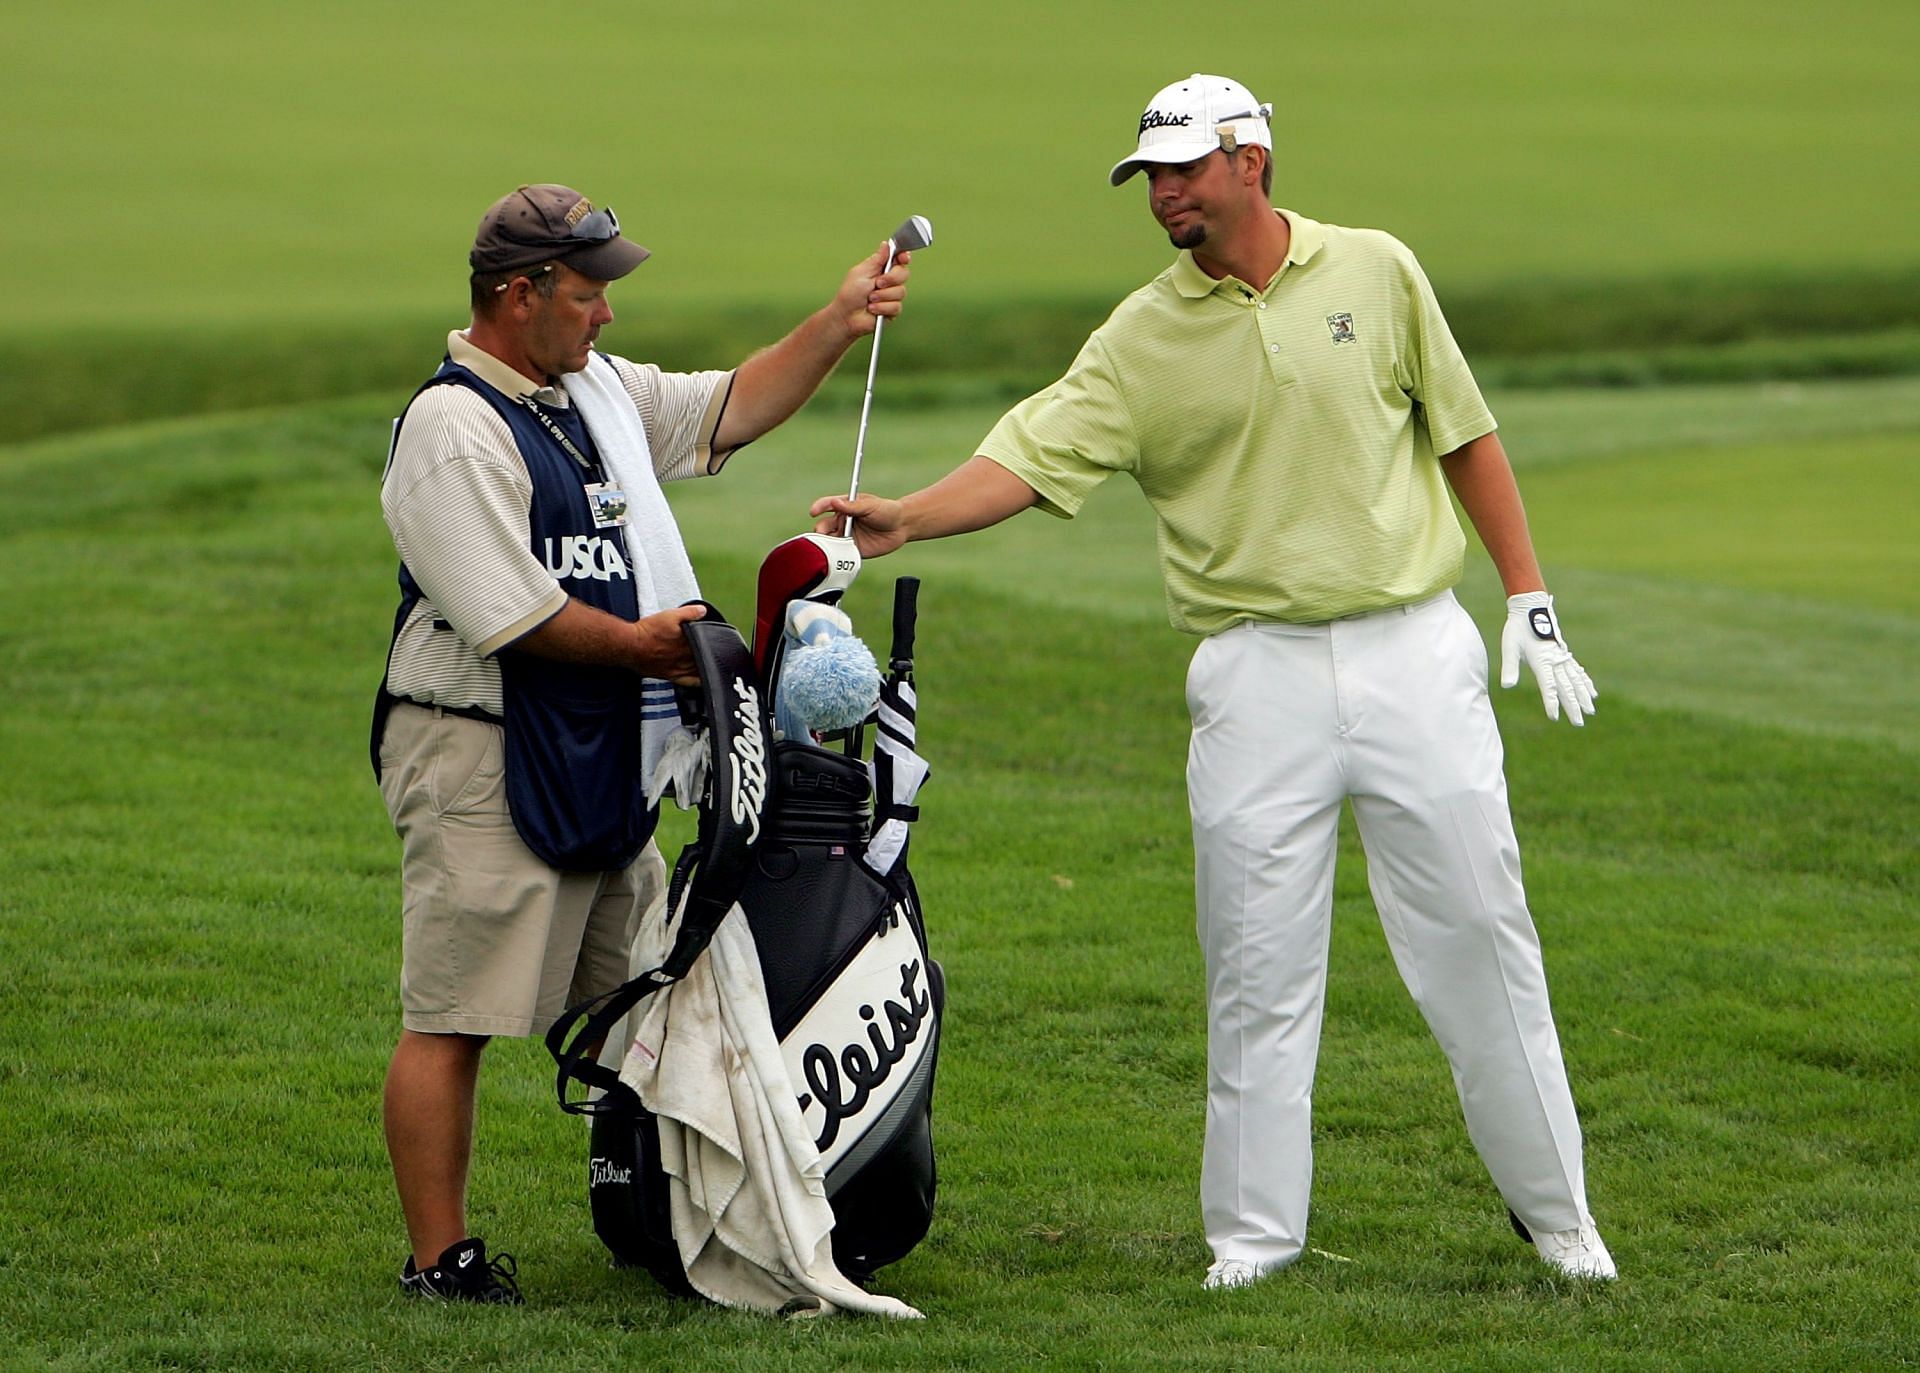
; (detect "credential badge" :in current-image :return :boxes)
[584,481,629,528]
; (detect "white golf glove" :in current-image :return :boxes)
[1499,592,1598,727]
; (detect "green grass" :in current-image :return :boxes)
[8,0,1919,331]
[10,0,1918,442]
[12,279,1920,447]
[0,380,1915,1369]
[662,379,1920,756]
[1530,433,1919,609]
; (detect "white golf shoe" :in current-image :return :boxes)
[1532,1218,1618,1280]
[1202,1259,1262,1290]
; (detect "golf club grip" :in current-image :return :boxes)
[890,577,920,666]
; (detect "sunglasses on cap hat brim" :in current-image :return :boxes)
[1211,107,1270,149]
[501,205,621,249]
[488,207,628,290]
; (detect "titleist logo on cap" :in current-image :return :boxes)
[1139,109,1194,135]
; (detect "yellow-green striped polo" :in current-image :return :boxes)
[977,210,1496,634]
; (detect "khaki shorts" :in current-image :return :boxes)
[377,702,667,1037]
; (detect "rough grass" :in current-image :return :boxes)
[0,384,1914,1370]
[9,277,1920,446]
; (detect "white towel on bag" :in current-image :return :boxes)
[619,901,923,1320]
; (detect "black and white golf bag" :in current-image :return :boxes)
[546,577,941,1292]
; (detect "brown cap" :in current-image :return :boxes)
[469,184,650,281]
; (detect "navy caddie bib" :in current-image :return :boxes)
[373,357,656,872]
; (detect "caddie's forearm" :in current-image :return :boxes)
[714,305,856,450]
[510,597,654,673]
[1440,432,1546,596]
[901,456,1040,542]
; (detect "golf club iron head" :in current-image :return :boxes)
[889,215,933,254]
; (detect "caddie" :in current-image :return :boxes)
[373,183,911,1303]
[812,75,1614,1287]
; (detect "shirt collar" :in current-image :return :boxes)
[447,330,569,405]
[1170,208,1326,299]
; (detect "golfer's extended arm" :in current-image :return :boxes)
[813,456,1039,554]
[895,457,1041,540]
[1440,432,1545,596]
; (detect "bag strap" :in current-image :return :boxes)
[547,604,773,1113]
[546,842,712,1115]
[662,609,770,976]
[545,966,668,1115]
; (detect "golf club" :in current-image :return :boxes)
[844,214,933,535]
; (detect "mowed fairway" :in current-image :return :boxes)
[5,0,1916,1364]
[0,380,1913,1370]
[8,1,1917,335]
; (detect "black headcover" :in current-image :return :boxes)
[546,602,772,1114]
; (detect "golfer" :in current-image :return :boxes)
[813,75,1614,1287]
[374,184,910,1302]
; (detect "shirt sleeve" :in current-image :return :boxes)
[975,333,1139,519]
[382,389,568,657]
[605,354,735,482]
[1396,247,1497,457]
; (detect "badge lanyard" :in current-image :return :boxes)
[516,393,602,478]
[518,392,630,531]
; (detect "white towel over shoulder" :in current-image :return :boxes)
[563,352,700,782]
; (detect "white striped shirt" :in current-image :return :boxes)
[380,330,733,714]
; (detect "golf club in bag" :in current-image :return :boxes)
[545,576,941,1292]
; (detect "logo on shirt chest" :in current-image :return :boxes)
[1326,312,1357,345]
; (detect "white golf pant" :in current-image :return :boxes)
[1186,592,1589,1270]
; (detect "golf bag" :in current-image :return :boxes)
[546,579,941,1292]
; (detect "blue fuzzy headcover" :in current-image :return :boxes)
[775,601,882,738]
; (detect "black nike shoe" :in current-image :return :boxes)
[399,1237,523,1305]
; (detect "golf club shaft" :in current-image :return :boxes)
[843,240,899,537]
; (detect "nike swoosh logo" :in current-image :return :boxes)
[458,1252,475,1268]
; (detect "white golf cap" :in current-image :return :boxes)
[1109,73,1273,186]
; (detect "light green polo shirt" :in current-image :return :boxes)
[978,209,1496,634]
